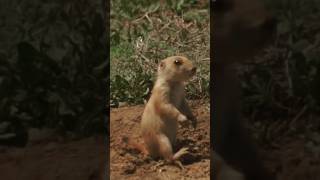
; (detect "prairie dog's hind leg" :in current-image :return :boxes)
[157,134,189,169]
[157,134,174,160]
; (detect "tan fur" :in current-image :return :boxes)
[140,56,197,162]
[122,136,149,155]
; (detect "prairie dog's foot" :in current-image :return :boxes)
[173,147,189,160]
[173,160,185,170]
[153,160,166,169]
[154,159,184,170]
[163,147,189,170]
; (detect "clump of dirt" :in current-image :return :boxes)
[110,100,210,180]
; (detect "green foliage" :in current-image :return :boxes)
[111,0,209,106]
[0,0,107,139]
[241,0,320,117]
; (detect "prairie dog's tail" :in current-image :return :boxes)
[122,136,149,155]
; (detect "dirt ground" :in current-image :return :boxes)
[263,140,320,180]
[0,135,106,180]
[260,130,320,180]
[110,100,210,180]
[0,101,319,180]
[110,99,320,180]
[0,100,209,180]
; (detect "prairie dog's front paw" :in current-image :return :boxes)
[177,114,187,122]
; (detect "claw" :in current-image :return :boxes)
[173,147,189,160]
[152,160,165,171]
[173,160,184,170]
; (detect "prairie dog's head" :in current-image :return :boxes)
[157,56,196,82]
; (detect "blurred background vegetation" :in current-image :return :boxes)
[239,0,320,146]
[3,0,319,149]
[110,0,210,107]
[0,0,107,146]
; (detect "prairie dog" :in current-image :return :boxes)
[140,56,197,163]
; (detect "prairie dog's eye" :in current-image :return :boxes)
[174,59,182,65]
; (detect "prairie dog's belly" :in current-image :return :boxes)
[162,116,178,144]
[141,101,178,143]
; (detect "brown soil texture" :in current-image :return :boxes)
[262,133,320,180]
[0,102,318,180]
[0,136,106,180]
[110,100,320,180]
[110,100,210,180]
